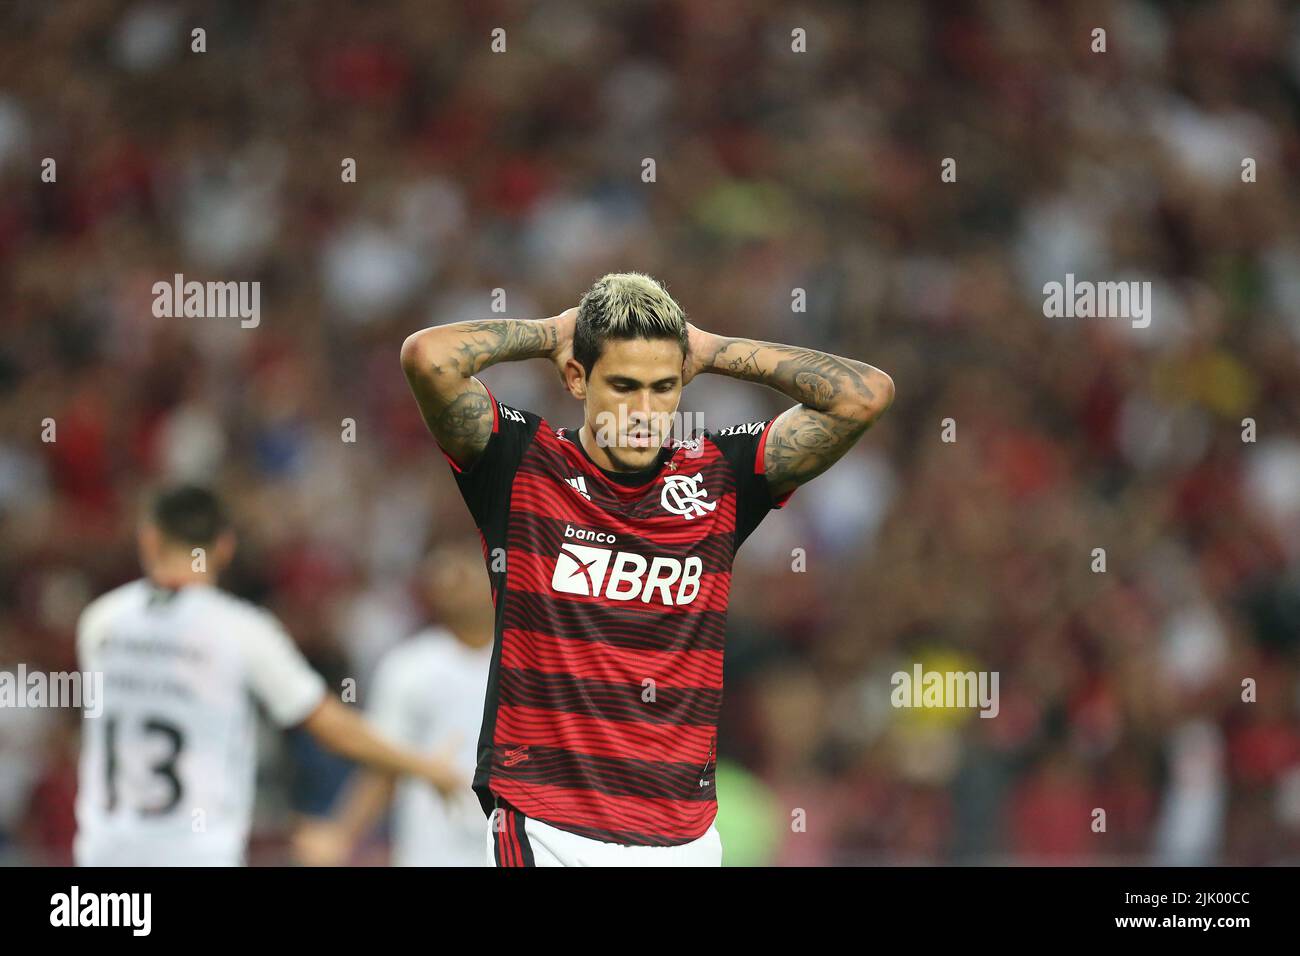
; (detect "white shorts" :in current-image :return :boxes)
[485,804,722,867]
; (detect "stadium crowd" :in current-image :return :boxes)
[1,0,1298,864]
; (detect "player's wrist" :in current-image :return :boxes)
[686,325,723,380]
[545,308,577,359]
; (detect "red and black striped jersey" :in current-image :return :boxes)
[436,378,795,846]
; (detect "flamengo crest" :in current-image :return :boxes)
[660,473,716,520]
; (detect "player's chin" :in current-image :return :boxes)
[616,437,660,462]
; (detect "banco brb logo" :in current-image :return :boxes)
[551,543,703,606]
[661,472,716,520]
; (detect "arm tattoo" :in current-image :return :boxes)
[429,320,554,378]
[403,318,554,466]
[711,337,877,410]
[763,406,872,497]
[431,388,495,450]
[723,345,763,377]
[707,336,892,497]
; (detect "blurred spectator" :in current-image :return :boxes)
[1,0,1298,864]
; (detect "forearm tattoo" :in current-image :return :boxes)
[428,319,556,378]
[711,337,877,409]
[709,336,891,495]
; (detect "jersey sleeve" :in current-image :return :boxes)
[435,378,543,530]
[240,609,328,728]
[706,418,796,550]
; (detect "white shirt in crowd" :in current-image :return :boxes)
[367,627,492,866]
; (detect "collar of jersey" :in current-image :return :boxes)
[558,427,675,491]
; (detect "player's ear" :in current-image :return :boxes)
[563,358,587,400]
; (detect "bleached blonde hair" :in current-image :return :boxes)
[574,272,688,375]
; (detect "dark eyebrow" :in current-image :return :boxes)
[606,375,680,387]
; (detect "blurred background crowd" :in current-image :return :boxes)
[2,0,1300,865]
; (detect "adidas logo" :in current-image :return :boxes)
[565,476,591,500]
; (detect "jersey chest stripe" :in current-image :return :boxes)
[508,504,740,545]
[508,479,741,539]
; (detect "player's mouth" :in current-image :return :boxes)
[624,432,653,448]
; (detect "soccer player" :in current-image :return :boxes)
[292,539,494,867]
[400,272,894,866]
[74,484,465,867]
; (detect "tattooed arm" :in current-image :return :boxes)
[400,309,577,468]
[685,325,894,499]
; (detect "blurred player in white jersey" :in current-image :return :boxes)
[74,484,466,867]
[293,539,494,866]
